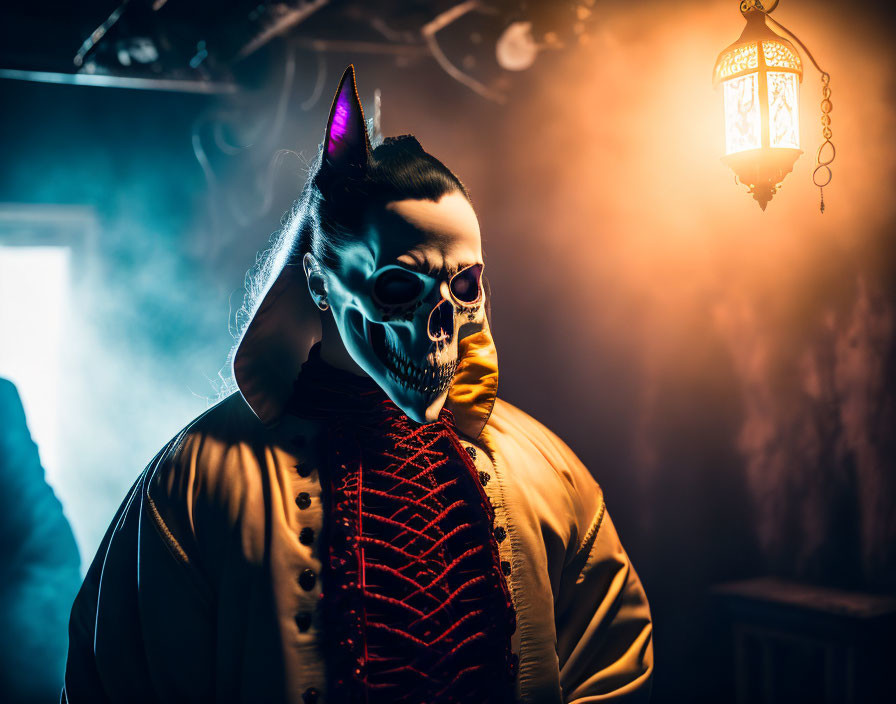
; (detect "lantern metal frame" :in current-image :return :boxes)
[713,0,835,211]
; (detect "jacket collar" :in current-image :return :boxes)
[232,264,499,439]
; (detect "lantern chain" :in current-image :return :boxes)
[814,73,835,213]
[764,13,836,214]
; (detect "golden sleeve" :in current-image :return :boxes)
[555,500,654,703]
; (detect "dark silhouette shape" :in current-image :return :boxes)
[0,378,81,703]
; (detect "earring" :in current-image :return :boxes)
[317,299,329,311]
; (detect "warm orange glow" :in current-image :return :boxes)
[422,0,896,408]
[723,73,761,153]
[393,0,896,595]
[767,70,799,148]
[713,9,803,209]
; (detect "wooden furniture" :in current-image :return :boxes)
[712,577,896,703]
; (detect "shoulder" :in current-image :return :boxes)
[488,398,601,492]
[0,377,19,405]
[485,398,603,538]
[0,378,40,479]
[142,392,274,550]
[153,391,267,476]
[0,377,26,432]
[488,400,588,469]
[172,391,265,452]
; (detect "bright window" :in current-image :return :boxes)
[0,246,71,483]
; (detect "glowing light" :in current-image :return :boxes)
[0,246,70,483]
[768,71,799,148]
[327,93,351,155]
[495,22,539,71]
[715,44,759,82]
[762,40,800,70]
[723,73,761,153]
[713,7,803,210]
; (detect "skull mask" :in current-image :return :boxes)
[304,68,487,425]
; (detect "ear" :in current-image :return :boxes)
[322,65,370,173]
[303,253,329,311]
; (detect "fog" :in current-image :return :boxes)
[1,0,893,699]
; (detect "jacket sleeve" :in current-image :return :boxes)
[554,500,654,703]
[62,477,139,704]
[62,439,216,704]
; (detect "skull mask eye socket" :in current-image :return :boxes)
[449,264,483,304]
[373,266,425,306]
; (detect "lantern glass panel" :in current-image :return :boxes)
[767,71,800,149]
[723,73,761,154]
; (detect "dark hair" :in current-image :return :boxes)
[302,134,470,270]
[234,134,470,343]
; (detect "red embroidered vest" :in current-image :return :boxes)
[288,349,516,703]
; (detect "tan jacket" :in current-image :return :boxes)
[64,267,653,704]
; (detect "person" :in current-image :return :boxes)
[63,66,652,703]
[0,377,81,703]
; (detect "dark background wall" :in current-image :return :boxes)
[1,0,894,700]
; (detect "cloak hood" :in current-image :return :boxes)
[231,262,499,440]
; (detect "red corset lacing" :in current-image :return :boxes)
[288,354,516,704]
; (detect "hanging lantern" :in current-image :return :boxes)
[713,3,803,209]
[713,1,835,211]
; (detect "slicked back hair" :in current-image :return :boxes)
[302,134,470,271]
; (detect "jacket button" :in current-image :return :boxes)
[295,492,311,510]
[501,560,512,576]
[299,568,317,591]
[478,471,490,486]
[295,612,312,632]
[493,526,507,543]
[295,462,312,478]
[302,687,319,704]
[465,445,477,460]
[299,527,315,545]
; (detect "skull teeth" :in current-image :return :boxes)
[383,344,457,396]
